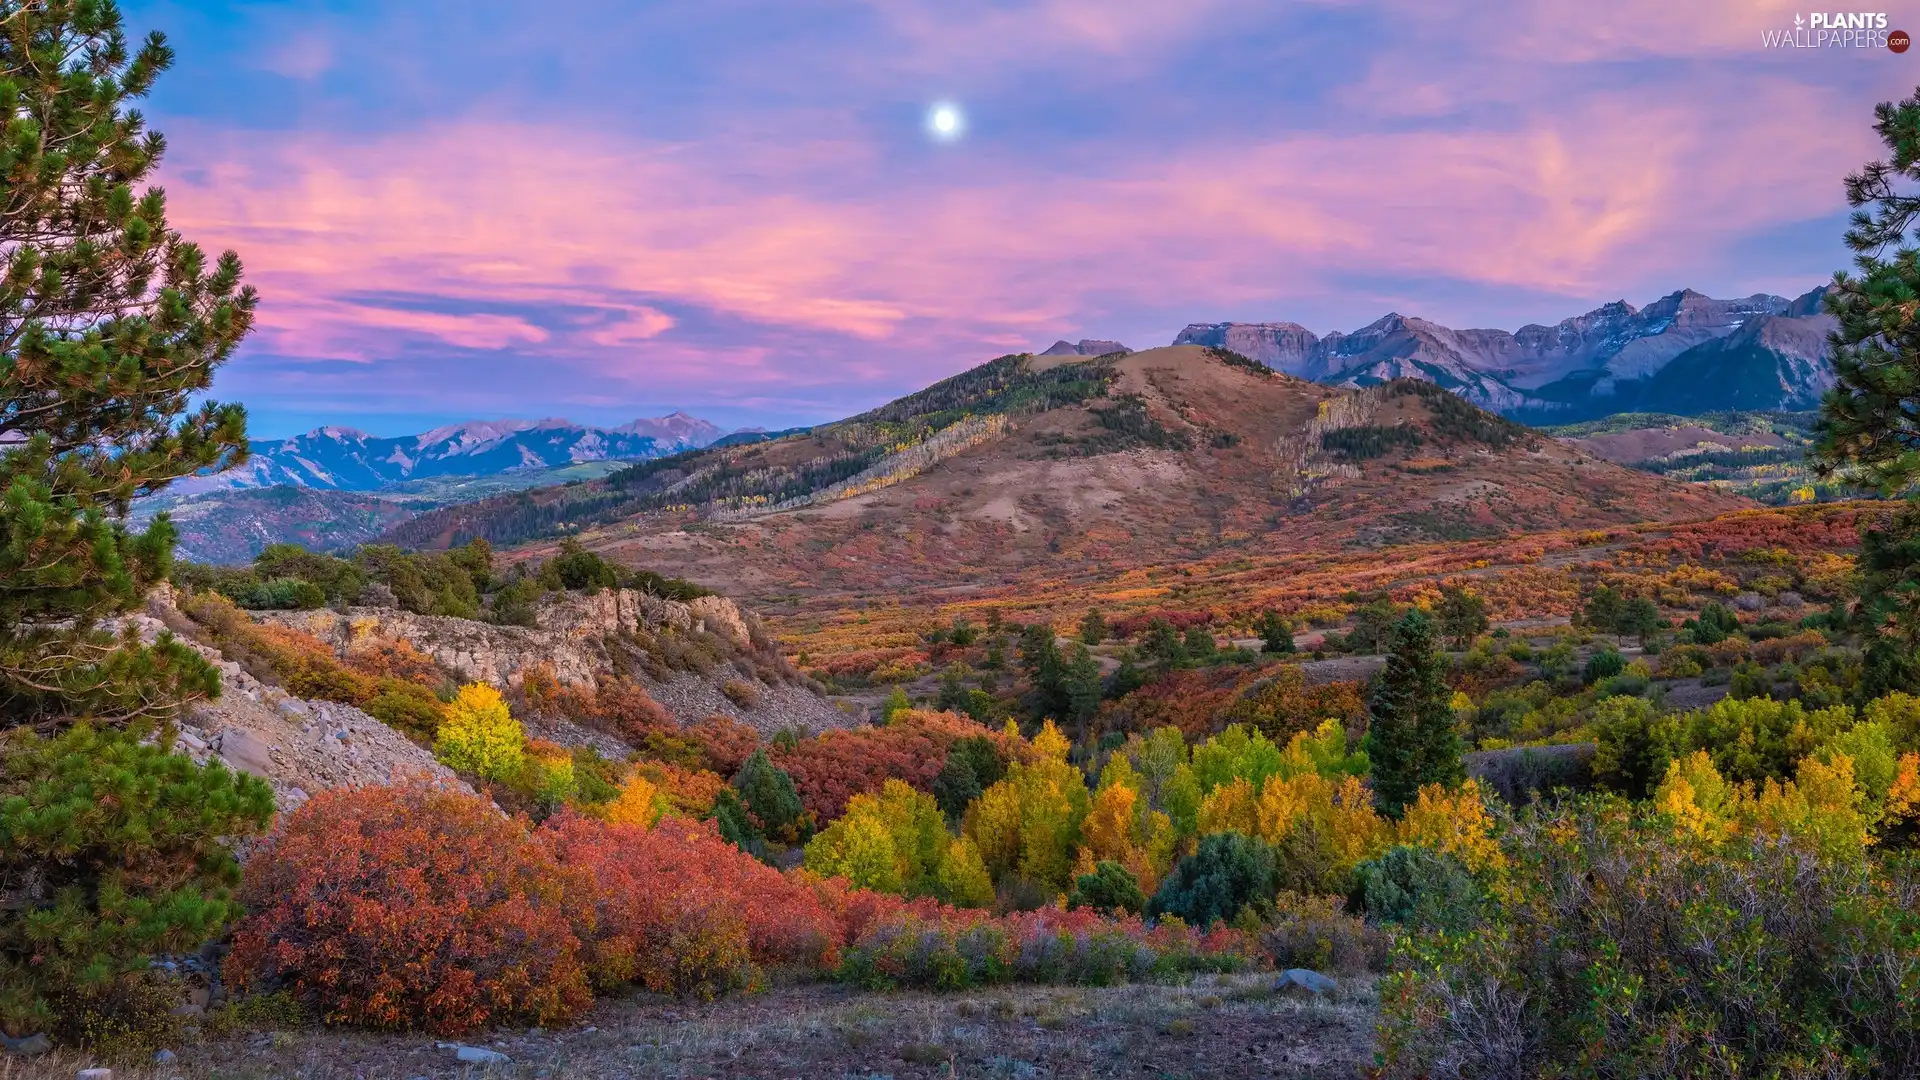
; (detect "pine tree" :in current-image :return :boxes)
[0,2,256,729]
[1257,610,1295,654]
[1435,585,1488,651]
[1815,87,1920,496]
[1062,642,1102,734]
[1079,608,1107,646]
[1365,610,1462,817]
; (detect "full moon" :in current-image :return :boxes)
[928,103,963,140]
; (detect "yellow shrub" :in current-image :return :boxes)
[1397,780,1505,874]
[935,837,995,908]
[601,773,663,828]
[434,682,525,782]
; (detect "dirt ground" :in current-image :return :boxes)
[14,974,1377,1080]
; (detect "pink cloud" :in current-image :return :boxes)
[162,62,1876,396]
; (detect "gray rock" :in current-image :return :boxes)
[1275,968,1338,995]
[77,1069,113,1080]
[453,1046,511,1066]
[0,1032,51,1056]
[152,1049,177,1064]
[216,728,274,778]
[1733,592,1766,612]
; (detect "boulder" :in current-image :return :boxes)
[1275,968,1338,995]
[216,728,275,779]
[0,1032,51,1056]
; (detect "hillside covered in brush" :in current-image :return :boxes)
[386,347,1749,601]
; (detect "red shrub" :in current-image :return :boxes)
[541,814,839,986]
[226,784,591,1034]
[1108,608,1216,640]
[687,713,761,774]
[772,710,1004,821]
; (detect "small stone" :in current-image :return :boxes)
[0,1032,51,1056]
[454,1046,511,1066]
[153,1049,177,1065]
[77,1069,113,1080]
[217,728,275,778]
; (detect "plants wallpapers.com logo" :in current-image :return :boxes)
[1761,11,1908,48]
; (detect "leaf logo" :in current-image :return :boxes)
[1795,12,1805,25]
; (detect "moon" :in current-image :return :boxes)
[928,103,963,140]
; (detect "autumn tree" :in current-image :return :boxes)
[1365,610,1463,817]
[435,682,525,782]
[0,1,257,728]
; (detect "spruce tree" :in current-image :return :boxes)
[0,1,256,729]
[1365,609,1462,817]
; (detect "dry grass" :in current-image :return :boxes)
[6,975,1377,1080]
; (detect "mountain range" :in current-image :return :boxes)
[172,411,727,495]
[1172,286,1836,420]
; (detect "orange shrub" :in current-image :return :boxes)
[226,784,591,1034]
[344,638,443,686]
[633,761,727,817]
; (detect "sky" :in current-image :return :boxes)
[124,0,1917,438]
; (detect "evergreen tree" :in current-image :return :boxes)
[1079,608,1107,646]
[1019,623,1067,719]
[1257,610,1295,654]
[1816,86,1920,497]
[0,2,256,729]
[1582,586,1626,636]
[1141,618,1187,670]
[1062,642,1102,734]
[1618,596,1663,648]
[732,748,809,845]
[879,685,911,723]
[1364,609,1462,817]
[1435,585,1489,651]
[1182,626,1217,664]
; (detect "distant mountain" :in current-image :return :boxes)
[1175,287,1835,419]
[172,411,728,495]
[1038,339,1131,356]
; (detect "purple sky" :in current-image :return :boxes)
[129,0,1913,437]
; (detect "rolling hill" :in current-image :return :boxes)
[383,346,1750,602]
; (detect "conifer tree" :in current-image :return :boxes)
[0,1,256,729]
[1258,610,1295,654]
[1365,610,1462,817]
[1435,585,1488,651]
[1816,86,1920,497]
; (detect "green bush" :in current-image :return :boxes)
[1376,798,1920,1079]
[933,736,1006,822]
[1069,861,1146,916]
[1147,832,1277,929]
[1581,647,1625,685]
[1352,846,1482,933]
[0,725,274,1042]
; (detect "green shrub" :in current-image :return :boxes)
[0,725,274,1042]
[1069,861,1146,916]
[1582,647,1625,685]
[1256,892,1389,975]
[933,735,1005,822]
[1352,846,1482,933]
[1148,832,1277,929]
[1376,798,1920,1078]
